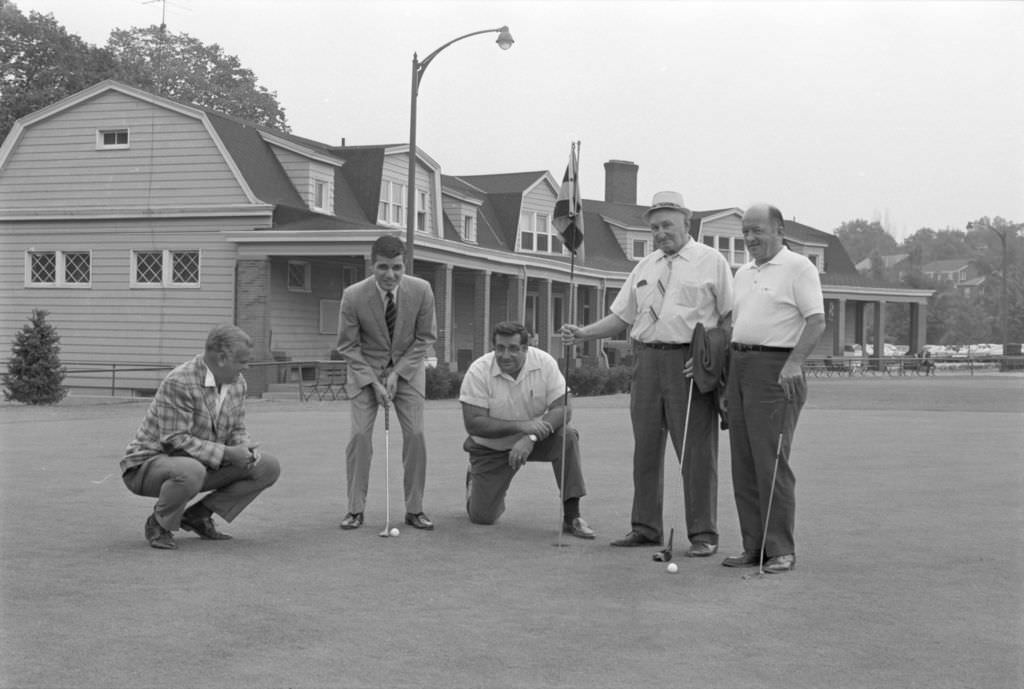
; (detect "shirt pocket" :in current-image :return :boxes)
[673,280,710,309]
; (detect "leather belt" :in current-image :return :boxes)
[732,343,793,353]
[635,341,688,350]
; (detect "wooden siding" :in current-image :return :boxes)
[268,145,333,213]
[0,216,262,389]
[382,153,434,236]
[267,257,360,361]
[0,90,249,210]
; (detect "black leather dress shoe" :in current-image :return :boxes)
[180,513,232,540]
[721,551,760,567]
[339,512,364,530]
[405,512,434,530]
[610,530,661,547]
[145,513,177,550]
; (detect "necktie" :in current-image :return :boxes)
[650,256,673,322]
[385,290,396,340]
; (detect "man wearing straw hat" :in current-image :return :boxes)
[561,191,732,555]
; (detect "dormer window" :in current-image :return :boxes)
[97,128,129,149]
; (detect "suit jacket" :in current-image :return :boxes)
[121,354,250,474]
[336,274,437,397]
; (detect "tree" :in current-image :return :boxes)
[0,1,117,141]
[0,4,289,142]
[834,219,899,264]
[3,309,68,405]
[106,26,289,132]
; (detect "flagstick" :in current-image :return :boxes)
[555,140,580,548]
[556,246,576,548]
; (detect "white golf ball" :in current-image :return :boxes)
[666,563,679,574]
[389,527,400,537]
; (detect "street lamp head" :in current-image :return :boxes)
[496,26,514,50]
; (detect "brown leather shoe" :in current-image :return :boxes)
[405,512,435,530]
[685,542,718,557]
[339,512,364,530]
[721,551,760,567]
[180,513,232,540]
[763,554,796,573]
[562,517,596,539]
[145,513,177,550]
[610,530,661,547]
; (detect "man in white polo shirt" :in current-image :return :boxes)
[459,321,595,539]
[723,203,825,573]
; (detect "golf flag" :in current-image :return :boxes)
[553,142,584,253]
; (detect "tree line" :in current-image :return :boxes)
[835,218,1023,347]
[0,0,289,141]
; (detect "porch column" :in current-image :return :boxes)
[833,298,847,356]
[235,258,271,394]
[508,272,525,324]
[873,300,886,358]
[473,270,492,358]
[433,264,453,366]
[909,302,927,353]
[538,278,552,353]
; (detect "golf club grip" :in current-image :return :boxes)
[384,404,390,430]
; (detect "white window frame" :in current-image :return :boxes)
[463,214,477,243]
[379,180,407,226]
[519,212,567,255]
[311,178,332,213]
[416,189,428,232]
[287,261,312,293]
[96,128,130,150]
[631,238,649,259]
[130,249,201,288]
[25,250,92,288]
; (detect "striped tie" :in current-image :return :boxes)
[650,256,673,322]
[385,290,396,340]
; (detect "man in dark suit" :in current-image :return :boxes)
[121,325,281,550]
[336,235,438,531]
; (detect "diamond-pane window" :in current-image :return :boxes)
[136,251,163,283]
[64,252,91,283]
[287,261,310,291]
[171,251,199,284]
[30,252,57,283]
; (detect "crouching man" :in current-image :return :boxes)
[120,325,281,549]
[459,321,594,539]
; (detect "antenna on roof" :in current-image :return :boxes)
[143,0,167,33]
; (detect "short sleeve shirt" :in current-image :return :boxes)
[459,347,566,451]
[731,246,825,347]
[610,239,733,343]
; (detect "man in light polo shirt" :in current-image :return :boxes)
[723,203,826,573]
[561,191,733,555]
[459,321,594,539]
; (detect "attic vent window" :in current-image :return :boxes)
[97,128,129,149]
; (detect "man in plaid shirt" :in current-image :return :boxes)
[121,325,281,549]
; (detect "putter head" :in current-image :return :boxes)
[378,529,390,537]
[652,549,672,562]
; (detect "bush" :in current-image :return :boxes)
[567,363,633,397]
[425,362,464,399]
[3,309,68,405]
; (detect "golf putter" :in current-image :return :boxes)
[653,527,674,562]
[378,403,392,537]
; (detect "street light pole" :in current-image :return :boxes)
[405,26,514,274]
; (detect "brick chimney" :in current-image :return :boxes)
[604,159,638,205]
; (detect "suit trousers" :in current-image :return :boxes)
[726,350,805,557]
[123,452,281,530]
[628,345,718,544]
[346,379,427,514]
[464,426,586,525]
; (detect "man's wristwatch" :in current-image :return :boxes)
[527,434,539,443]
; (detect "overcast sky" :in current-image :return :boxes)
[13,0,1024,239]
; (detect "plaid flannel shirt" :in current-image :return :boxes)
[121,354,250,474]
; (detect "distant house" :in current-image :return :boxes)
[0,81,931,395]
[855,253,911,281]
[921,259,979,286]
